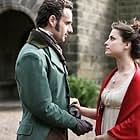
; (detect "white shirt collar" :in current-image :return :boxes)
[38,27,53,36]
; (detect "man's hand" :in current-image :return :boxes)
[72,119,93,136]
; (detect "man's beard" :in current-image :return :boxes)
[55,20,60,31]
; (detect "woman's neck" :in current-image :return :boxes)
[116,58,135,73]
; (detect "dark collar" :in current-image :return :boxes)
[27,28,66,65]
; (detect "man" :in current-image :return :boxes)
[15,0,93,140]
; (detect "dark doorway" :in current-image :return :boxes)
[0,9,35,100]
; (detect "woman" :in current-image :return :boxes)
[75,20,140,140]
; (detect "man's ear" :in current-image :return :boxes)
[48,15,57,27]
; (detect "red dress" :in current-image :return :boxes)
[95,64,140,140]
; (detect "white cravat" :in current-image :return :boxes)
[38,27,53,36]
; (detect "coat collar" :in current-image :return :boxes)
[27,28,66,65]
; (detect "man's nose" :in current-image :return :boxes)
[68,25,73,33]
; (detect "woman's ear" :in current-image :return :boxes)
[124,41,131,49]
[48,15,57,27]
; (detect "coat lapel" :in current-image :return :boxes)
[48,47,65,73]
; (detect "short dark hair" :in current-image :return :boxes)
[36,0,73,28]
[111,20,140,59]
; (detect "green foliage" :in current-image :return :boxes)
[68,75,99,107]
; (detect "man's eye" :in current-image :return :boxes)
[110,36,115,40]
[65,22,71,25]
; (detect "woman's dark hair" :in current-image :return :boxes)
[111,19,140,59]
[36,0,73,28]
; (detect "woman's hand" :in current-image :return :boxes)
[70,98,81,111]
[70,97,80,106]
[70,97,97,120]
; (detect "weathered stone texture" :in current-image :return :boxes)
[74,0,116,82]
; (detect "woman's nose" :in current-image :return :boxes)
[104,41,107,47]
[104,39,109,47]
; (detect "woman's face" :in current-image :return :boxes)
[104,29,127,58]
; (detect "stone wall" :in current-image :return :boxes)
[117,0,140,21]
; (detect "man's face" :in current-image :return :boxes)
[53,8,73,43]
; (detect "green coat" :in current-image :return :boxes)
[15,29,77,140]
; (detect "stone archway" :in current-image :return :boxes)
[0,9,35,99]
